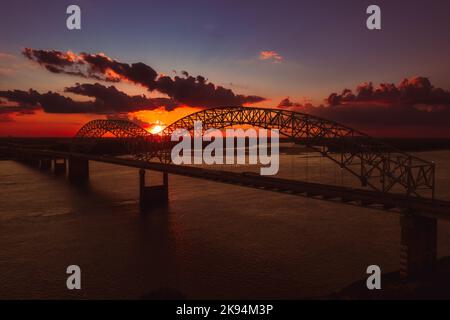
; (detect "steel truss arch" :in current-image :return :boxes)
[72,106,435,198]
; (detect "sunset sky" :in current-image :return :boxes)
[1,0,450,137]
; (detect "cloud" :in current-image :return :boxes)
[0,104,40,115]
[259,50,283,63]
[106,113,150,129]
[278,97,313,110]
[23,48,266,107]
[65,83,177,112]
[0,90,42,118]
[277,77,450,134]
[326,77,450,107]
[0,89,94,114]
[0,83,178,115]
[0,102,40,121]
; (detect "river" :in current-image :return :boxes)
[0,150,449,299]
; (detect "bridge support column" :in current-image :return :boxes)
[39,158,52,170]
[139,169,169,210]
[52,158,66,174]
[68,158,89,182]
[400,212,437,279]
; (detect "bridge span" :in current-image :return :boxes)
[3,147,450,220]
[1,106,448,281]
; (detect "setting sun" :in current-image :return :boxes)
[148,123,166,134]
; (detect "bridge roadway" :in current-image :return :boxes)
[5,146,450,221]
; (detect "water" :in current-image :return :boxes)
[1,150,450,299]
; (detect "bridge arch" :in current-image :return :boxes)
[75,119,151,138]
[71,119,162,159]
[72,106,435,198]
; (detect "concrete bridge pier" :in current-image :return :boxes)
[52,158,66,174]
[400,212,437,279]
[68,158,89,182]
[139,169,169,210]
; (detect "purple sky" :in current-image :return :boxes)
[1,0,450,137]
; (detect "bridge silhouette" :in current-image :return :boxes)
[2,106,449,280]
[74,107,435,198]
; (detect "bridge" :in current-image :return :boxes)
[1,106,448,280]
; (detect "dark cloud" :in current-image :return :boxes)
[65,83,177,112]
[0,93,44,117]
[278,97,313,109]
[81,53,159,87]
[326,77,450,107]
[154,74,264,107]
[0,104,39,116]
[23,48,266,107]
[278,97,297,108]
[106,113,150,129]
[0,89,41,106]
[0,89,94,113]
[22,48,89,78]
[0,83,177,115]
[287,103,450,128]
[23,48,78,67]
[277,77,450,134]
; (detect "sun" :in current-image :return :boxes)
[148,122,166,134]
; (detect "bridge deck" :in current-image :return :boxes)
[4,146,450,220]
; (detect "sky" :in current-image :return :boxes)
[1,0,450,137]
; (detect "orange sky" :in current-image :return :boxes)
[0,107,201,137]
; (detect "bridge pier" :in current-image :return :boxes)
[139,169,169,209]
[52,158,66,174]
[68,158,89,182]
[400,212,437,279]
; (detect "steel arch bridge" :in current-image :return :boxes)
[72,106,435,198]
[72,119,168,160]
